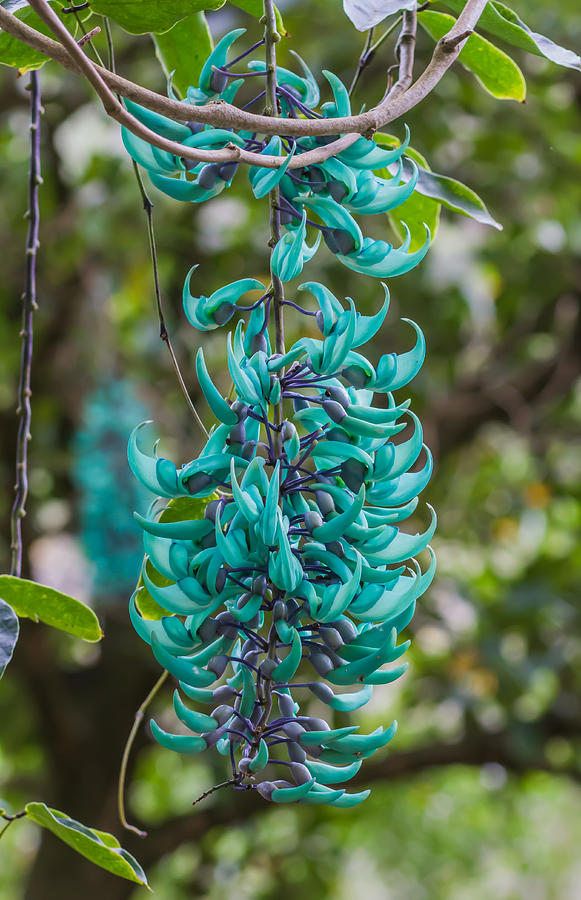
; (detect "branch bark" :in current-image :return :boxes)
[0,0,487,168]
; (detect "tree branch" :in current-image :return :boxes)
[388,7,418,100]
[0,0,486,168]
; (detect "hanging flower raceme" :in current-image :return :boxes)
[125,33,436,807]
[120,29,429,282]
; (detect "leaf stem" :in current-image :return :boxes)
[0,809,26,842]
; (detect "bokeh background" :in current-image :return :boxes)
[1,1,581,897]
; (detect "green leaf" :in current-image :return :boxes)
[158,494,216,524]
[229,0,285,34]
[0,598,19,679]
[89,0,225,35]
[135,559,173,620]
[153,12,212,99]
[0,575,103,642]
[25,803,149,887]
[135,494,216,620]
[440,0,581,71]
[375,137,440,250]
[390,188,441,252]
[0,1,76,71]
[418,10,526,101]
[413,166,502,230]
[375,133,501,231]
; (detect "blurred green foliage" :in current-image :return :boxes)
[0,0,580,897]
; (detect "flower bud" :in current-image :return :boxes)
[323,399,347,423]
[340,459,367,492]
[308,682,335,704]
[197,163,221,189]
[325,384,350,407]
[208,654,229,677]
[204,499,221,521]
[323,227,357,256]
[273,599,288,621]
[276,692,295,718]
[230,400,249,421]
[319,625,345,650]
[185,472,214,494]
[287,741,307,764]
[315,491,335,516]
[218,161,238,181]
[259,658,277,680]
[290,762,312,785]
[213,302,236,326]
[342,364,370,388]
[255,781,275,801]
[304,510,324,532]
[209,69,228,94]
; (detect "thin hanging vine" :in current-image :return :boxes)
[9,70,42,580]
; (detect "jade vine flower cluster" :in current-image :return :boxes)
[125,31,436,807]
[121,29,430,287]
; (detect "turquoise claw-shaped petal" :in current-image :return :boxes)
[317,555,362,623]
[269,524,303,591]
[249,136,295,199]
[375,318,426,391]
[151,635,217,687]
[363,662,408,685]
[272,210,321,282]
[305,759,362,784]
[312,486,365,544]
[272,627,302,682]
[330,721,398,756]
[149,171,225,203]
[328,789,371,808]
[352,283,390,347]
[184,269,264,331]
[196,28,246,98]
[299,785,345,804]
[298,281,343,333]
[302,195,363,252]
[248,738,269,772]
[271,778,315,803]
[239,665,257,718]
[173,690,218,733]
[150,719,207,754]
[337,225,430,278]
[328,684,374,712]
[299,726,360,747]
[196,348,238,425]
[124,98,192,141]
[346,160,419,215]
[321,70,351,117]
[121,127,179,174]
[338,126,410,169]
[249,51,320,108]
[128,423,183,498]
